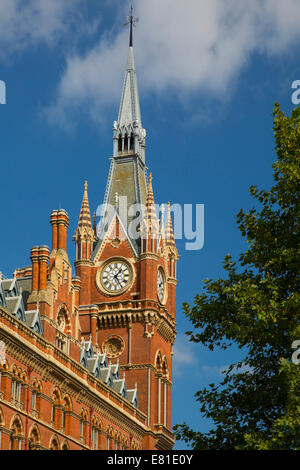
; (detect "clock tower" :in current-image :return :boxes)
[73,11,178,449]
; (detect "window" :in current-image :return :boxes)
[80,418,84,440]
[92,427,98,450]
[10,417,23,450]
[50,437,59,450]
[28,426,40,450]
[80,410,88,444]
[51,390,60,429]
[11,380,21,405]
[32,390,37,411]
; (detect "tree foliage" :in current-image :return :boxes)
[174,104,300,449]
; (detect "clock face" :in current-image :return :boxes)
[157,268,165,303]
[100,260,131,294]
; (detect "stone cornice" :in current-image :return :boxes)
[95,299,176,331]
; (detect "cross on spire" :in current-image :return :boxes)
[124,5,139,47]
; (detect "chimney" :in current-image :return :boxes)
[30,246,40,292]
[57,209,69,251]
[50,210,58,252]
[38,246,50,291]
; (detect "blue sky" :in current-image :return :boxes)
[0,0,300,450]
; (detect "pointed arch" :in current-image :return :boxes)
[10,414,23,450]
[28,424,41,450]
[56,303,71,335]
[80,408,88,444]
[62,394,72,434]
[51,387,62,429]
[154,350,162,372]
[61,440,69,450]
[49,434,59,450]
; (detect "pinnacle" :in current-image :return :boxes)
[142,173,159,237]
[77,180,93,230]
[164,202,175,246]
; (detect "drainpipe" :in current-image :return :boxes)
[24,367,32,450]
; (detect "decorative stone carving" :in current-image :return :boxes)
[102,335,125,358]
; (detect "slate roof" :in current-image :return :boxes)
[0,277,42,334]
[78,342,138,407]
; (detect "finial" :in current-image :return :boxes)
[84,180,88,191]
[124,5,139,47]
[149,172,152,183]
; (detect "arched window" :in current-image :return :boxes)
[11,378,22,406]
[51,389,61,429]
[80,409,88,444]
[62,396,72,434]
[50,435,59,450]
[10,415,23,450]
[31,378,42,416]
[92,425,99,450]
[155,351,162,372]
[61,440,69,450]
[28,425,41,450]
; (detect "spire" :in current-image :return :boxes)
[164,202,176,247]
[94,8,147,259]
[77,181,93,230]
[141,174,159,244]
[112,7,145,161]
[73,181,96,250]
[117,45,142,128]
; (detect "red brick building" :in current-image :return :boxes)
[0,19,178,450]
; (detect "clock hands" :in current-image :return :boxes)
[113,268,124,288]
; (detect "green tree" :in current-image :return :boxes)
[174,104,300,450]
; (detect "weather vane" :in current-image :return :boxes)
[124,5,139,47]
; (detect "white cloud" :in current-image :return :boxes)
[173,333,198,376]
[0,0,89,56]
[46,0,300,128]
